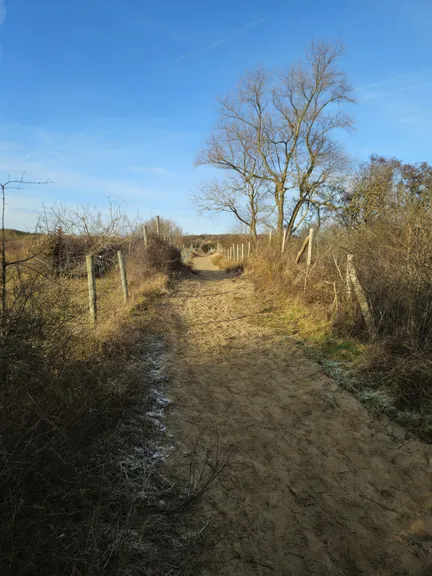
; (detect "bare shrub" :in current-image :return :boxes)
[211,252,244,274]
[144,236,183,273]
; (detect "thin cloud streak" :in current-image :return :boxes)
[0,0,6,25]
[172,16,271,64]
[355,67,432,101]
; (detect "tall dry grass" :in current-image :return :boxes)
[0,236,224,575]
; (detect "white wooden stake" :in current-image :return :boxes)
[347,254,375,338]
[86,255,97,323]
[307,227,314,267]
[281,227,288,253]
[117,250,129,301]
[346,254,353,301]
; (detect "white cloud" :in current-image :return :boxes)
[355,68,432,102]
[173,16,271,64]
[0,0,6,25]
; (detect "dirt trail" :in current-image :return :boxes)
[166,254,432,575]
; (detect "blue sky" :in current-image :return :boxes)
[0,0,431,233]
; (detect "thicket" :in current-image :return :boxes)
[0,210,222,575]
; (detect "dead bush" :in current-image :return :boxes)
[144,237,183,273]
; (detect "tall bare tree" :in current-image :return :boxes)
[197,41,354,239]
[193,172,270,239]
[195,117,272,238]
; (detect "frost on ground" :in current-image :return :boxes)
[107,332,224,575]
[117,335,173,476]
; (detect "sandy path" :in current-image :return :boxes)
[166,254,432,575]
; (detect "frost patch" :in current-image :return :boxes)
[117,336,173,481]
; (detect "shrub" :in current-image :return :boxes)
[144,237,183,273]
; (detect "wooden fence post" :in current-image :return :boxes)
[346,254,353,301]
[307,227,314,267]
[295,235,309,264]
[117,250,129,301]
[143,225,148,247]
[248,241,251,258]
[281,227,287,253]
[156,215,161,237]
[241,243,244,261]
[347,253,375,338]
[236,244,239,261]
[86,255,97,323]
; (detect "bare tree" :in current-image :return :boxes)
[40,199,135,244]
[1,176,52,322]
[195,117,272,238]
[197,41,354,239]
[193,173,270,239]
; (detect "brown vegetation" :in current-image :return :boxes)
[0,222,222,575]
[211,252,243,274]
[245,207,432,439]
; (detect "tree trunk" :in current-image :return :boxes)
[286,199,304,239]
[275,184,285,238]
[249,214,257,239]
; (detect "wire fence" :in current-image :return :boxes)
[219,227,375,337]
[2,216,193,325]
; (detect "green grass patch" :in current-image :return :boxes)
[254,296,432,441]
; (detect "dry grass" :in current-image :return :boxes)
[211,252,244,274]
[247,223,432,440]
[0,236,224,575]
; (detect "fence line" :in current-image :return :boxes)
[117,250,129,301]
[214,230,376,339]
[86,255,97,324]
